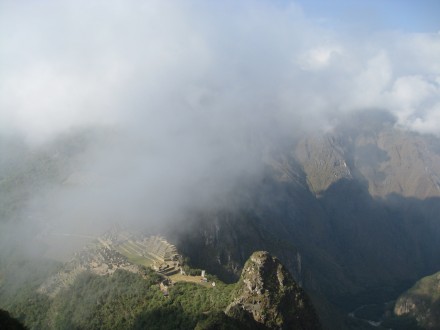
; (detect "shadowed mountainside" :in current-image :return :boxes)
[2,111,440,329]
[0,309,27,330]
[174,112,440,329]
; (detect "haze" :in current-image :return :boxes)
[1,0,440,255]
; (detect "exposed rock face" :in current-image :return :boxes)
[225,251,321,330]
[295,114,440,199]
[295,134,352,195]
[394,271,440,329]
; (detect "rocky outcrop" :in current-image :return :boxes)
[225,251,321,329]
[394,271,440,329]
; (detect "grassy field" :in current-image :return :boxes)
[170,274,213,288]
[114,245,154,267]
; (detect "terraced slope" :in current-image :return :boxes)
[102,229,181,276]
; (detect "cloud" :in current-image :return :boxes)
[387,75,440,133]
[1,0,440,238]
[298,45,343,70]
[1,1,440,140]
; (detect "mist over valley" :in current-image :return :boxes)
[1,1,440,329]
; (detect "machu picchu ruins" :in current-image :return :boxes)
[38,226,186,298]
[101,226,182,276]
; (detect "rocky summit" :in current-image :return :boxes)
[226,251,321,330]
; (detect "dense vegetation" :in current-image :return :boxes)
[0,256,238,330]
[394,271,440,329]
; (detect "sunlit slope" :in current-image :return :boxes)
[295,112,440,199]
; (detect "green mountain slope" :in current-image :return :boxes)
[0,251,318,329]
[394,271,440,329]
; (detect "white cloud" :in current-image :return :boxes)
[299,46,343,70]
[386,75,440,132]
[1,1,440,140]
[1,0,440,239]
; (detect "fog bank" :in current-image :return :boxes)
[0,1,440,251]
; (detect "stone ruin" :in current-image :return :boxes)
[38,227,184,298]
[102,228,182,276]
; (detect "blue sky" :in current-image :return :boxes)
[294,0,440,33]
